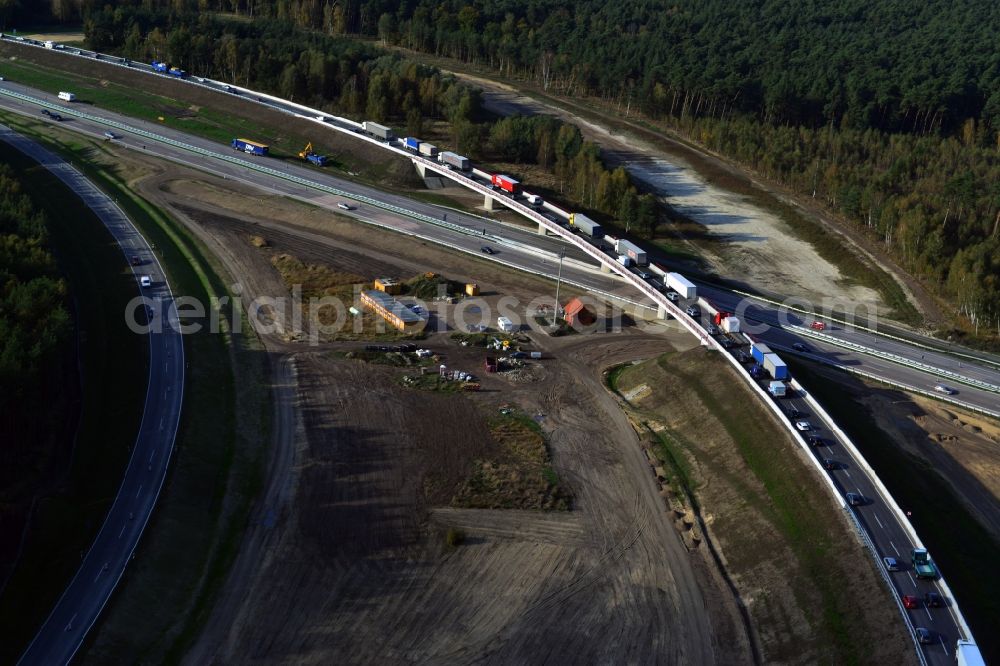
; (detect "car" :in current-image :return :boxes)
[145,305,155,319]
[51,113,63,121]
[933,384,956,395]
[924,592,944,608]
[810,321,826,331]
[792,342,808,352]
[130,256,142,266]
[140,275,152,288]
[915,627,933,645]
[794,421,812,431]
[41,108,50,116]
[736,350,750,363]
[845,492,865,506]
[636,271,652,280]
[481,246,495,255]
[822,459,838,471]
[665,291,680,302]
[883,556,900,571]
[786,406,802,419]
[0,75,5,81]
[749,364,766,379]
[337,202,352,210]
[103,131,116,139]
[706,323,719,335]
[685,306,700,317]
[223,84,233,92]
[807,435,825,447]
[902,595,920,609]
[509,351,527,359]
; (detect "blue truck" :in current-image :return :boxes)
[750,341,772,364]
[403,137,421,151]
[231,138,269,156]
[151,60,169,73]
[168,66,187,78]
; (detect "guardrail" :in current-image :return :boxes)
[789,326,1000,394]
[2,48,978,659]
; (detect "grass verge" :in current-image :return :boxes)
[0,139,146,664]
[609,349,907,664]
[789,359,1000,664]
[0,112,271,662]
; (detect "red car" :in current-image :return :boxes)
[810,321,826,331]
[902,595,920,609]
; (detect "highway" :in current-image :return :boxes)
[2,125,186,665]
[0,62,988,663]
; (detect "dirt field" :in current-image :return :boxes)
[85,148,748,663]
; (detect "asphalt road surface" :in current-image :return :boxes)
[1,125,185,666]
[0,65,985,664]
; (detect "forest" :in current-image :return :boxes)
[5,0,999,335]
[0,164,73,487]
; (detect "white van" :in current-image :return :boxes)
[57,91,76,102]
[140,275,152,288]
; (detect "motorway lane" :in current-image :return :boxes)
[0,73,981,662]
[707,328,963,665]
[1,125,186,665]
[4,83,996,419]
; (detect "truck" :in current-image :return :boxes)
[768,381,786,397]
[665,272,697,300]
[439,151,470,171]
[44,40,55,49]
[569,213,604,239]
[151,60,169,73]
[363,121,394,141]
[721,316,741,333]
[911,548,938,579]
[955,640,986,666]
[168,66,187,78]
[491,174,521,195]
[403,136,421,152]
[713,311,731,325]
[616,239,647,265]
[418,142,438,158]
[763,353,789,380]
[231,138,269,156]
[525,193,544,207]
[57,91,76,102]
[750,341,772,364]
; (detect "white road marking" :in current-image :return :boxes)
[924,606,932,620]
[907,572,917,588]
[64,613,76,632]
[890,541,900,556]
[873,513,884,529]
[843,470,851,479]
[135,484,143,498]
[939,636,949,654]
[119,524,126,539]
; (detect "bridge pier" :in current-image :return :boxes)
[600,263,613,274]
[413,161,426,178]
[658,304,672,320]
[484,195,496,211]
[538,222,548,235]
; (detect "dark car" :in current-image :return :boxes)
[786,406,802,419]
[481,246,495,255]
[915,628,933,645]
[792,342,808,352]
[736,350,751,363]
[822,459,839,471]
[845,492,865,506]
[130,256,142,266]
[41,108,51,117]
[924,592,944,608]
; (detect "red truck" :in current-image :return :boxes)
[491,174,520,195]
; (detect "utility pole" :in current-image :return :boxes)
[552,250,565,325]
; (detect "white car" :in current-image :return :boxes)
[140,275,152,288]
[794,421,812,432]
[337,202,352,210]
[103,131,116,139]
[933,384,956,395]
